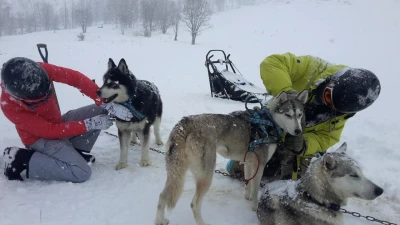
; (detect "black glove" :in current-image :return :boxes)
[284,134,306,155]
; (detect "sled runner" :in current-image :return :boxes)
[205,50,268,103]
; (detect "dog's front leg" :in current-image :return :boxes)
[250,145,277,211]
[250,159,267,211]
[138,128,151,167]
[244,161,253,200]
[116,129,133,170]
[132,132,139,144]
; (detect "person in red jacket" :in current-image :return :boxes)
[1,57,134,183]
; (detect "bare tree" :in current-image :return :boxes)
[74,0,92,33]
[117,0,129,35]
[0,0,4,36]
[41,2,53,31]
[141,0,158,37]
[16,12,25,34]
[215,0,225,12]
[116,0,139,35]
[170,1,182,41]
[156,0,172,34]
[3,5,15,35]
[52,11,59,32]
[104,0,116,25]
[182,0,212,45]
[62,0,69,29]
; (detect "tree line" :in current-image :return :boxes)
[0,0,262,44]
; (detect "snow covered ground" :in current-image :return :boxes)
[1,0,399,224]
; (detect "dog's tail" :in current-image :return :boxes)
[162,117,190,210]
[163,142,188,210]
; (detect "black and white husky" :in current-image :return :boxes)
[97,58,163,170]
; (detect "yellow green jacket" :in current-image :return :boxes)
[260,52,353,157]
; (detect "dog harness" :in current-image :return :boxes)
[118,98,145,121]
[246,106,283,152]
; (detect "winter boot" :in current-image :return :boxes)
[75,149,96,164]
[3,147,35,181]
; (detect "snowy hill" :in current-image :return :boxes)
[0,0,399,224]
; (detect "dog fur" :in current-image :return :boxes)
[257,142,384,225]
[97,58,163,170]
[155,90,309,225]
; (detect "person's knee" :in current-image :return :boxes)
[89,104,108,116]
[70,163,92,183]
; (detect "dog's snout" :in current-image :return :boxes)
[96,90,102,96]
[294,129,301,136]
[374,186,384,196]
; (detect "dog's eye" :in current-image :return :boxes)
[285,114,291,118]
[350,174,359,178]
[298,113,303,117]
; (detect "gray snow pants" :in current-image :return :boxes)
[27,104,107,183]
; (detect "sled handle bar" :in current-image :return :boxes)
[206,50,227,61]
[245,95,264,110]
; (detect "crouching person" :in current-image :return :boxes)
[227,52,381,181]
[0,57,133,183]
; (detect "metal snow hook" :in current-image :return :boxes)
[36,43,60,111]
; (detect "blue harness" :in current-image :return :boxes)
[118,98,145,121]
[246,105,283,152]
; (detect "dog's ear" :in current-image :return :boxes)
[117,59,129,75]
[323,153,337,171]
[336,142,347,154]
[296,89,309,104]
[276,91,288,104]
[108,58,116,70]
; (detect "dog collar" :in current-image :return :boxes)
[303,191,341,212]
[118,98,145,121]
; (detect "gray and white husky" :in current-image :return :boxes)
[257,142,384,225]
[155,90,309,225]
[97,58,163,170]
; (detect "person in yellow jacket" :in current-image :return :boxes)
[226,52,381,181]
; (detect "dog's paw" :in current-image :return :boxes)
[115,162,128,170]
[245,193,252,201]
[245,188,252,201]
[251,199,259,211]
[155,218,169,225]
[140,160,151,167]
[156,139,164,146]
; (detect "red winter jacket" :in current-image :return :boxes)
[0,62,103,147]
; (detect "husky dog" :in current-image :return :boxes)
[155,90,309,225]
[97,58,163,170]
[257,142,384,225]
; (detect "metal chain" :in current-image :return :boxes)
[104,131,166,155]
[103,132,397,225]
[104,131,262,186]
[340,208,398,225]
[214,169,245,182]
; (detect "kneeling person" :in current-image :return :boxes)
[1,57,133,183]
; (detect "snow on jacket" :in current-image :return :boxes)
[0,62,103,147]
[260,52,354,157]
